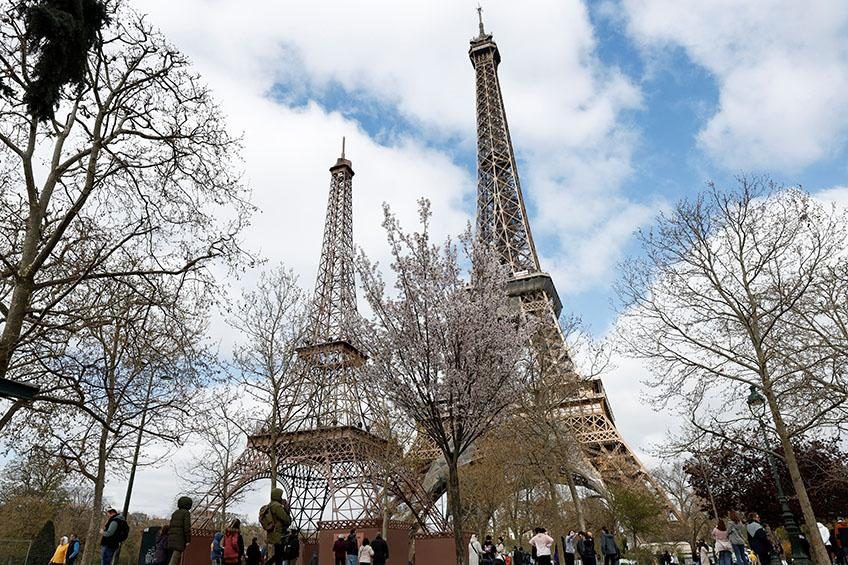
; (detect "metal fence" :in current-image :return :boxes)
[0,539,32,565]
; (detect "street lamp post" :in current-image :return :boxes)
[746,384,811,565]
[112,373,172,565]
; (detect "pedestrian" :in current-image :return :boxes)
[469,534,482,565]
[211,532,224,565]
[512,547,524,565]
[346,528,358,565]
[578,531,597,565]
[660,550,672,565]
[697,540,711,565]
[262,488,291,565]
[482,535,496,565]
[712,520,733,565]
[50,536,69,565]
[564,531,576,565]
[246,538,262,565]
[727,512,749,565]
[66,533,81,565]
[100,507,128,565]
[223,519,245,565]
[529,527,554,565]
[153,526,170,565]
[358,537,374,564]
[817,522,833,562]
[371,533,389,565]
[166,496,193,565]
[600,527,619,565]
[333,535,347,565]
[281,529,300,565]
[497,537,506,565]
[746,514,773,565]
[835,518,848,565]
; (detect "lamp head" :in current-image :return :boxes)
[747,384,765,417]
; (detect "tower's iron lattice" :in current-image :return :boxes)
[467,14,665,496]
[193,147,442,536]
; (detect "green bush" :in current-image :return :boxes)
[27,519,56,565]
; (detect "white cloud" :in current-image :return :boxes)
[621,0,848,170]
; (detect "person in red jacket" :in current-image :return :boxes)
[332,534,347,565]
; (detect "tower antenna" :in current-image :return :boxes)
[477,4,485,37]
[341,136,346,159]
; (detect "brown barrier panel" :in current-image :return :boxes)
[181,531,213,565]
[413,532,472,565]
[317,520,411,565]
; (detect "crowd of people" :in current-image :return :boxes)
[467,527,621,565]
[46,496,848,565]
[331,527,390,565]
[689,512,848,565]
[464,513,848,565]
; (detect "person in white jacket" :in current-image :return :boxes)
[357,538,374,564]
[529,527,555,565]
[469,534,483,565]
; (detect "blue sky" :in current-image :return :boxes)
[119,0,848,517]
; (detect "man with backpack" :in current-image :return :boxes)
[259,487,291,565]
[100,507,129,565]
[167,496,193,565]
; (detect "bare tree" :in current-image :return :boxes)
[0,0,250,409]
[226,264,308,488]
[651,462,711,553]
[22,271,214,565]
[616,176,848,565]
[357,201,532,564]
[180,388,248,532]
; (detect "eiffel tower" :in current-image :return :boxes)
[194,144,392,535]
[469,10,660,491]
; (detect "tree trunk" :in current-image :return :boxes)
[565,471,586,532]
[446,459,467,565]
[81,425,110,565]
[769,399,831,565]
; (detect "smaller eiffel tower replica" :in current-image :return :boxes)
[195,143,389,535]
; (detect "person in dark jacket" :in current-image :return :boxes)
[746,513,773,565]
[600,527,619,565]
[246,538,262,565]
[371,533,389,565]
[66,533,81,565]
[154,526,170,565]
[100,508,127,565]
[282,529,300,565]
[167,496,193,565]
[332,534,347,565]
[578,532,597,565]
[345,529,358,565]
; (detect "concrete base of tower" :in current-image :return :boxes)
[316,518,412,565]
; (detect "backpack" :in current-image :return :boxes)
[223,532,240,563]
[259,504,275,532]
[115,518,130,543]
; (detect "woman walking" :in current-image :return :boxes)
[712,520,733,565]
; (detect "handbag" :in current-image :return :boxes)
[715,539,733,553]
